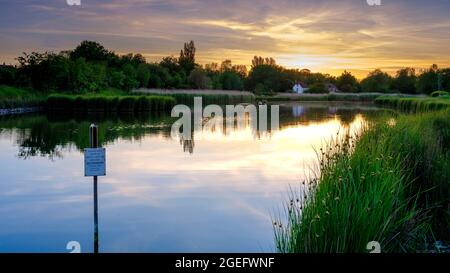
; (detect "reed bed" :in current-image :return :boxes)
[275,109,450,253]
[46,94,176,113]
[375,96,450,112]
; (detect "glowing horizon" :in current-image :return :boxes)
[1,0,450,78]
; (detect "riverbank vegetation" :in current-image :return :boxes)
[257,93,383,102]
[0,85,46,109]
[46,94,176,113]
[1,40,450,99]
[275,109,450,253]
[0,84,253,113]
[135,91,254,105]
[375,95,450,112]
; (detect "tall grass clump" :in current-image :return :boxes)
[258,93,380,102]
[164,93,255,105]
[46,94,176,113]
[275,109,450,253]
[0,85,46,109]
[375,96,450,112]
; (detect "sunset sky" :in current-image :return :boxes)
[1,0,450,78]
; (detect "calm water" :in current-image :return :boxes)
[0,102,386,253]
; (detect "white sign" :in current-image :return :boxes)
[84,148,106,176]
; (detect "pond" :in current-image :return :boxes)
[0,102,387,253]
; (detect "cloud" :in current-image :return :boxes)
[0,0,449,76]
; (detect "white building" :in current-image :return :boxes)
[292,82,308,94]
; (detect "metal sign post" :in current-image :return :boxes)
[88,124,100,253]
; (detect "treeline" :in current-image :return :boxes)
[0,40,449,95]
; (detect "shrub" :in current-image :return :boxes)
[305,83,329,94]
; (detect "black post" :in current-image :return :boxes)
[89,124,99,254]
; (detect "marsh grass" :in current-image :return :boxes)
[141,93,255,105]
[258,93,381,102]
[375,96,450,112]
[46,94,176,113]
[0,85,46,109]
[275,109,450,253]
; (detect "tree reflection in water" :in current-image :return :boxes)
[0,102,387,158]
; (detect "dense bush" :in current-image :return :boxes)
[392,68,417,94]
[305,82,329,94]
[336,71,359,93]
[360,69,392,93]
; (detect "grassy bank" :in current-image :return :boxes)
[275,109,450,253]
[169,93,254,105]
[375,95,450,112]
[2,85,255,113]
[0,85,46,109]
[135,89,255,105]
[258,93,383,102]
[46,94,176,113]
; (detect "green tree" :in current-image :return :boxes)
[70,41,113,63]
[251,56,276,68]
[246,64,284,92]
[220,71,244,90]
[336,71,359,93]
[393,67,417,94]
[188,68,211,89]
[136,64,150,88]
[0,64,16,86]
[361,69,392,93]
[16,52,71,91]
[70,58,106,93]
[107,70,125,89]
[416,64,439,94]
[220,59,233,72]
[160,56,181,73]
[122,64,139,91]
[305,82,328,94]
[179,41,196,74]
[439,68,450,92]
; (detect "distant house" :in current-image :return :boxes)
[325,83,339,93]
[292,82,308,94]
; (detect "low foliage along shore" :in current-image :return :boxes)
[46,94,176,113]
[375,95,450,112]
[275,109,450,253]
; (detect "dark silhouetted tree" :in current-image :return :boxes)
[392,67,417,93]
[416,64,439,94]
[361,69,392,93]
[179,41,196,74]
[336,71,359,93]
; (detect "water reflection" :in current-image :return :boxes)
[0,102,387,252]
[0,102,384,158]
